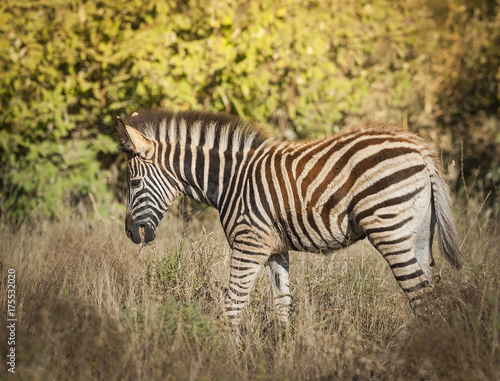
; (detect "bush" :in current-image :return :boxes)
[0,0,498,219]
[411,1,500,204]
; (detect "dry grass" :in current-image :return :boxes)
[1,199,499,380]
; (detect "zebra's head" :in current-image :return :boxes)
[117,116,179,244]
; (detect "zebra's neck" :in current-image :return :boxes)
[158,116,273,211]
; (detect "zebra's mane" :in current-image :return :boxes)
[122,109,272,150]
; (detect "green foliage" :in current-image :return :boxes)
[0,0,498,219]
[133,299,216,341]
[119,0,432,137]
[0,0,127,218]
[145,242,188,300]
[424,2,500,201]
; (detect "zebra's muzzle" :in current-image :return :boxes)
[125,215,156,244]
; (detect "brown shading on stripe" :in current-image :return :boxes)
[320,147,419,232]
[404,280,430,293]
[284,149,320,250]
[338,165,425,227]
[390,257,418,269]
[354,185,425,225]
[307,137,414,205]
[374,234,413,250]
[379,213,397,219]
[230,266,252,271]
[395,269,424,281]
[270,147,304,250]
[298,134,365,200]
[364,216,413,236]
[232,257,261,265]
[382,248,412,258]
[263,146,281,218]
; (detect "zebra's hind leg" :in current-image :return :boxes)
[265,252,291,325]
[371,236,434,315]
[379,243,433,315]
[362,185,439,315]
[366,219,435,315]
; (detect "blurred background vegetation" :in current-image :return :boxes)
[0,0,499,220]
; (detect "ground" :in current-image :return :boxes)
[0,197,499,380]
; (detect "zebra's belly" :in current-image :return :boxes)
[279,230,366,254]
[277,213,364,254]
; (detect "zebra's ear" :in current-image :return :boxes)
[117,117,154,159]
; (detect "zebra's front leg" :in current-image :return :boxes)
[265,252,291,324]
[225,248,269,326]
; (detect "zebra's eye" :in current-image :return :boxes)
[130,179,141,187]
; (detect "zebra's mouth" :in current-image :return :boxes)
[126,220,156,244]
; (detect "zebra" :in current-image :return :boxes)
[117,109,462,324]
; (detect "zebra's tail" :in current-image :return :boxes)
[428,154,463,269]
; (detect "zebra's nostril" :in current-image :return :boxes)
[127,229,133,240]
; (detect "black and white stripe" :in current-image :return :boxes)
[118,110,462,323]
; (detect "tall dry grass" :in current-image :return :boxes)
[1,198,499,380]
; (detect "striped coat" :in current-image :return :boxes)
[118,109,462,323]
